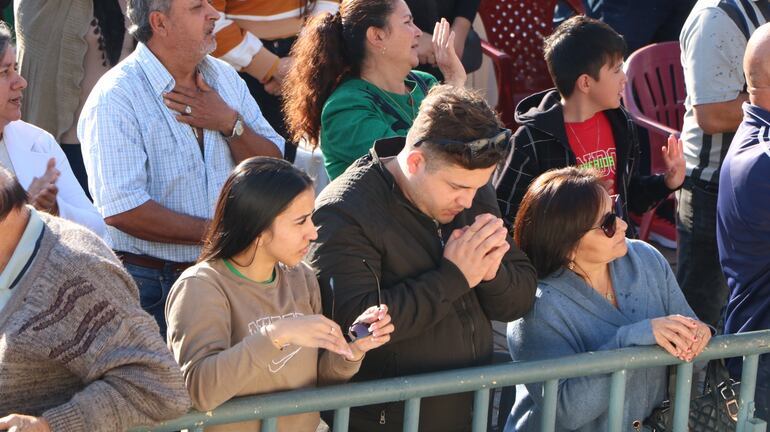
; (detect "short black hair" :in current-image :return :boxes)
[543,15,627,97]
[0,167,29,222]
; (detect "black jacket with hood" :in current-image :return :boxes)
[493,88,673,227]
[308,137,537,432]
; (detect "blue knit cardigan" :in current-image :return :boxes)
[505,239,698,432]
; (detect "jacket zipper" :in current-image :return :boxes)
[379,409,386,424]
[436,220,477,360]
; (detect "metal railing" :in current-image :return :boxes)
[130,330,770,432]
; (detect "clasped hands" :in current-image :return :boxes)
[266,305,395,362]
[651,314,712,362]
[444,213,510,288]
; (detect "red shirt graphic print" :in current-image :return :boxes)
[565,111,617,193]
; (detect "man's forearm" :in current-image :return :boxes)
[105,200,208,245]
[693,93,749,135]
[227,125,282,162]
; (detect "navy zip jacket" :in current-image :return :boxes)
[493,88,673,227]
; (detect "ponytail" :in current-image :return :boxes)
[283,0,396,149]
[284,12,349,149]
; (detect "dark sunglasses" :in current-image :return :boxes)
[591,194,620,238]
[329,259,383,342]
[412,128,512,155]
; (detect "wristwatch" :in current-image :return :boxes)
[225,113,244,141]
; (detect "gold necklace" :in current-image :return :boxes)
[567,117,601,157]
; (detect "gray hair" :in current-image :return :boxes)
[0,21,13,60]
[127,0,173,43]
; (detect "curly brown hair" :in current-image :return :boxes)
[282,0,397,149]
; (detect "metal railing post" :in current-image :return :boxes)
[260,417,277,432]
[541,379,559,432]
[738,354,760,432]
[403,398,421,432]
[607,369,627,431]
[333,407,350,432]
[472,388,490,432]
[671,362,694,432]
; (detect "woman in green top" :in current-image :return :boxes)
[283,0,466,179]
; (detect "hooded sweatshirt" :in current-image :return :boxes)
[492,89,673,227]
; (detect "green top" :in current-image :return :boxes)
[320,70,438,180]
[223,259,276,284]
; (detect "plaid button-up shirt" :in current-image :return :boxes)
[79,43,284,262]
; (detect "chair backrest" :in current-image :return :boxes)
[622,41,686,173]
[478,0,558,109]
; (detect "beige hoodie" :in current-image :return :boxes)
[166,259,361,432]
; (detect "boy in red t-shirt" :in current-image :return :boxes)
[494,15,685,245]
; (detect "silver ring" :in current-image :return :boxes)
[184,105,192,115]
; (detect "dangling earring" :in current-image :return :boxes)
[568,261,575,271]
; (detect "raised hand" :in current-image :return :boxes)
[28,158,59,215]
[163,72,237,135]
[349,305,395,360]
[433,18,466,87]
[662,134,686,190]
[267,314,354,359]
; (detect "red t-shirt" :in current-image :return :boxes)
[565,112,617,193]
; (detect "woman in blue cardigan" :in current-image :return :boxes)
[505,167,711,432]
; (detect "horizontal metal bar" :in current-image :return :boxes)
[130,331,770,432]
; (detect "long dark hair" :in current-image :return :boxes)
[513,167,606,278]
[198,157,313,263]
[283,0,397,149]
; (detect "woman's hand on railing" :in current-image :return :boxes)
[651,315,701,361]
[433,18,466,87]
[686,320,713,362]
[349,305,395,361]
[268,314,354,359]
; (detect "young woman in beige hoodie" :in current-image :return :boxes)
[165,157,394,431]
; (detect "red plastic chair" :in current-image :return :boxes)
[622,41,685,243]
[479,0,584,128]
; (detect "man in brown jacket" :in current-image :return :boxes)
[308,85,538,432]
[0,167,190,432]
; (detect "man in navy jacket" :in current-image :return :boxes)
[717,22,770,422]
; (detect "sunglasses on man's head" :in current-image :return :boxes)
[412,128,512,155]
[591,194,620,238]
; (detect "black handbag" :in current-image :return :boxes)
[643,360,739,432]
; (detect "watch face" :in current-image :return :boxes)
[235,119,245,136]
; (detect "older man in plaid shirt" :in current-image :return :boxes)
[78,0,284,337]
